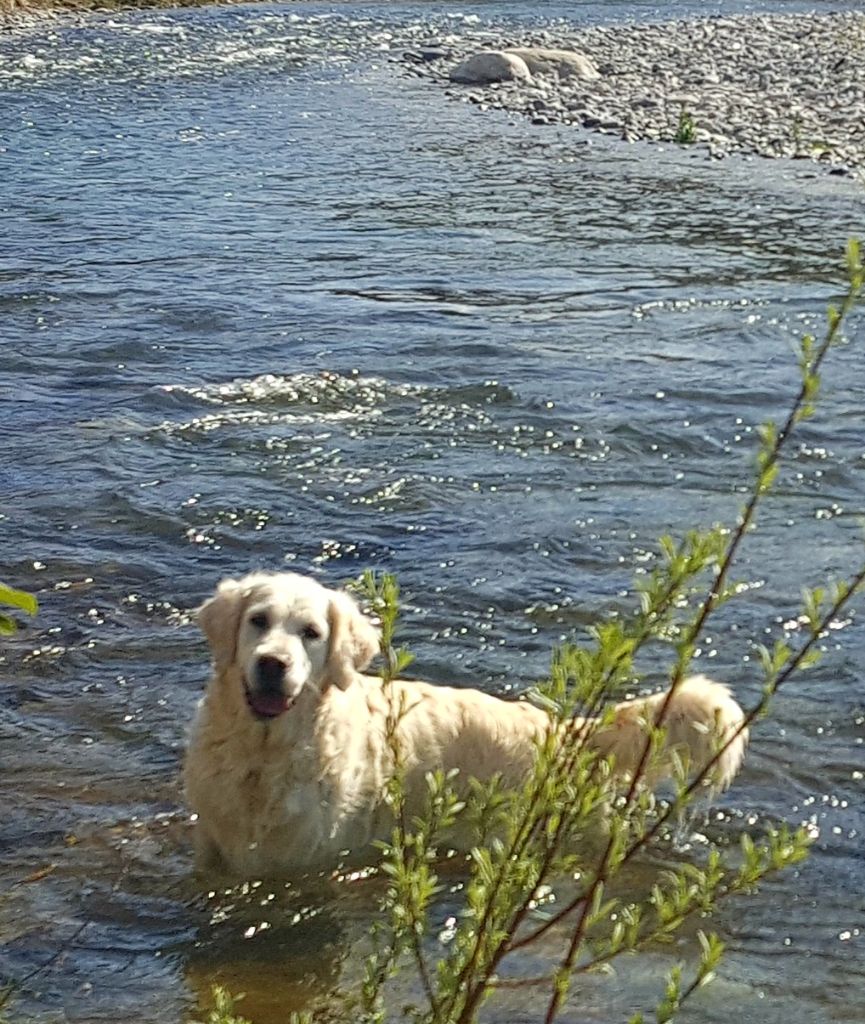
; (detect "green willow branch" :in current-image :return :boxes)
[443,559,702,1024]
[508,553,865,962]
[529,249,863,1024]
[358,241,862,1024]
[618,557,865,865]
[614,240,863,807]
[357,572,438,1023]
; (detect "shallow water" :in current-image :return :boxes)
[1,1,864,1021]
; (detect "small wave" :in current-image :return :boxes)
[158,370,512,412]
[103,19,189,38]
[154,371,511,442]
[159,369,413,410]
[631,295,766,320]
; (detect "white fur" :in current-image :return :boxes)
[184,572,747,878]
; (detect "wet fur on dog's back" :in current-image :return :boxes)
[184,572,747,878]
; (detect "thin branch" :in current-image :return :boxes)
[447,572,692,1024]
[410,923,439,1017]
[10,919,90,993]
[510,556,865,958]
[621,557,865,863]
[519,273,864,1022]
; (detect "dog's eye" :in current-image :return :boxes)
[302,624,321,641]
[249,613,269,631]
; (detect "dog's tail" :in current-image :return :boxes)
[591,675,748,793]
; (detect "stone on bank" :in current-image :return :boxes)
[449,50,533,85]
[504,47,599,81]
[449,47,599,86]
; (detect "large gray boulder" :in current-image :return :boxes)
[449,50,534,85]
[504,47,600,80]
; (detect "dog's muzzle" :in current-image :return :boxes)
[244,655,296,719]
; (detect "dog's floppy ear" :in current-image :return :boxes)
[197,578,245,672]
[326,590,380,690]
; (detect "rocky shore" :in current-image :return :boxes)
[400,11,865,178]
[0,0,239,30]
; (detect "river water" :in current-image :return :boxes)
[1,1,863,1021]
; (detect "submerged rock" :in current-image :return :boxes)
[449,50,533,85]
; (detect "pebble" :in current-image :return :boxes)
[400,11,865,177]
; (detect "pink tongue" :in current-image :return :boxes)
[248,692,291,718]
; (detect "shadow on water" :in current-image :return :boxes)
[182,879,348,1022]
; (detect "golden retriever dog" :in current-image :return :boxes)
[184,572,747,878]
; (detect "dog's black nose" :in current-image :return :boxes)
[255,655,286,691]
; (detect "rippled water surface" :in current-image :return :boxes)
[2,1,864,1021]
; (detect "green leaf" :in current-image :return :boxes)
[206,985,252,1024]
[0,583,38,617]
[395,649,415,673]
[845,236,861,277]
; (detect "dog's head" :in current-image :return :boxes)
[197,572,380,720]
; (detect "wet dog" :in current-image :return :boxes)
[184,571,746,877]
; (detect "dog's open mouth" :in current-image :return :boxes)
[244,687,296,719]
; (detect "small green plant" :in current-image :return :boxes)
[674,106,697,144]
[0,582,37,636]
[195,984,319,1024]
[197,986,251,1024]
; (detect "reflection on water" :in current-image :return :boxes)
[1,1,863,1022]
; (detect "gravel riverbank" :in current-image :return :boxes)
[400,11,865,178]
[0,0,240,30]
